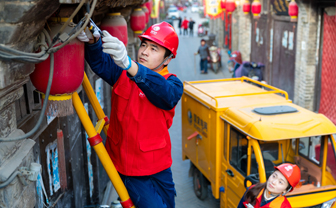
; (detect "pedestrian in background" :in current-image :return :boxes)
[177,16,182,35]
[182,17,189,36]
[194,39,210,74]
[188,18,195,37]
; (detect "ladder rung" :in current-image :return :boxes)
[95,118,106,134]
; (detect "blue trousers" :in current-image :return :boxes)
[200,59,208,72]
[119,168,176,208]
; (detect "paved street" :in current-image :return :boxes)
[167,8,230,208]
[109,8,231,208]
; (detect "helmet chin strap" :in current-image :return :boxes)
[152,54,173,71]
[282,187,292,196]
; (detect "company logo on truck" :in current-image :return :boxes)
[188,110,208,138]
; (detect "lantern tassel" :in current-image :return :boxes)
[41,94,74,117]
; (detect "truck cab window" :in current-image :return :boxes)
[299,136,321,165]
[229,127,248,176]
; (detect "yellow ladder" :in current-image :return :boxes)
[72,72,135,208]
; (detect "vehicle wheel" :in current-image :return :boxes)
[213,62,219,73]
[193,169,208,200]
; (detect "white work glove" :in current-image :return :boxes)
[77,27,101,42]
[102,30,131,70]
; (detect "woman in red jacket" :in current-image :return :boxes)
[181,17,189,36]
[238,163,301,208]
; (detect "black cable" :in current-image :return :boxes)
[0,29,53,142]
[0,171,21,189]
[0,0,98,141]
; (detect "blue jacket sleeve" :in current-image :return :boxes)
[128,63,184,110]
[84,39,123,87]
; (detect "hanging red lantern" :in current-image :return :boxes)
[142,4,150,24]
[288,0,298,22]
[242,0,251,14]
[100,13,128,46]
[144,0,152,16]
[220,0,226,11]
[251,0,261,18]
[31,17,84,97]
[31,17,84,116]
[130,8,146,35]
[226,0,236,14]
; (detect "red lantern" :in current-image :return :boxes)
[288,0,298,22]
[100,13,128,46]
[144,0,152,16]
[226,0,236,14]
[130,8,146,34]
[220,0,226,10]
[31,17,84,96]
[251,0,261,18]
[142,4,150,24]
[242,1,251,14]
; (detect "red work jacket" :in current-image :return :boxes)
[106,70,176,176]
[243,188,291,208]
[182,20,189,29]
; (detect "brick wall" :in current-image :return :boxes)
[294,1,319,110]
[237,7,251,62]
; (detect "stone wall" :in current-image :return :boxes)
[236,2,251,62]
[294,1,319,110]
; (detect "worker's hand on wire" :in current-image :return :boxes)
[102,30,131,70]
[77,28,100,43]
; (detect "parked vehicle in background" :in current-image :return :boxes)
[197,24,206,37]
[167,7,179,19]
[198,6,205,18]
[163,18,174,26]
[182,77,336,208]
[208,45,222,73]
[191,5,199,12]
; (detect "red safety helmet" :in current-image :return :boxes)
[274,163,301,192]
[229,51,242,64]
[139,21,179,58]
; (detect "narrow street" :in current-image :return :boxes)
[168,8,230,208]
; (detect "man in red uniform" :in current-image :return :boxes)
[78,22,183,208]
[181,16,189,36]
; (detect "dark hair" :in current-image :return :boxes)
[201,39,206,42]
[244,183,266,206]
[164,48,172,59]
[244,182,292,206]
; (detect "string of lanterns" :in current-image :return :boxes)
[219,0,298,21]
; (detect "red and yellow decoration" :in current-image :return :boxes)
[242,0,251,14]
[226,0,236,14]
[288,0,299,22]
[251,0,261,18]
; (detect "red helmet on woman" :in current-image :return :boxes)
[274,163,301,192]
[139,21,179,58]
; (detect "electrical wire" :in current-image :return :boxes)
[0,171,21,189]
[47,0,98,54]
[52,0,88,43]
[0,29,54,142]
[0,0,98,142]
